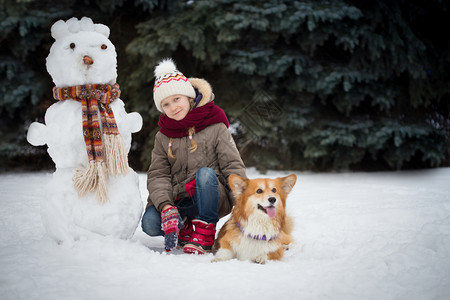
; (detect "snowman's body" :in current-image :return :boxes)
[27,17,143,245]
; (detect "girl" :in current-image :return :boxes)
[142,58,246,254]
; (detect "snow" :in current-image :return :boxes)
[1,167,449,300]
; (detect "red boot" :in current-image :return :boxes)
[177,218,193,249]
[183,219,216,254]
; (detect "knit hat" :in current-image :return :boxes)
[153,58,196,112]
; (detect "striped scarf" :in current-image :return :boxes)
[53,83,128,204]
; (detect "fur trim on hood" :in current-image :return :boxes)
[189,78,215,108]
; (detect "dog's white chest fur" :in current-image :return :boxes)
[242,213,280,239]
[230,213,280,263]
[233,235,279,263]
[237,214,279,260]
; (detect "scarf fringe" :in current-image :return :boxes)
[103,134,129,175]
[95,163,108,205]
[72,161,109,204]
[71,135,128,205]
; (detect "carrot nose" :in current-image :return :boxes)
[83,56,94,65]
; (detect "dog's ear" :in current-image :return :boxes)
[280,174,297,194]
[229,174,248,196]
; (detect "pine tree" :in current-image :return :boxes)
[0,0,71,169]
[127,0,449,171]
[1,0,448,172]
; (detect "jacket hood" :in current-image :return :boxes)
[188,78,214,108]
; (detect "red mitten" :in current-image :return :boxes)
[161,206,183,251]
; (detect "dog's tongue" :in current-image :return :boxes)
[266,206,276,218]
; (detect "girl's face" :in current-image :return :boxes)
[161,94,191,121]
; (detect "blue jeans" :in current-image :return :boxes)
[141,167,219,237]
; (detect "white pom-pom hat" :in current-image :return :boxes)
[153,58,196,112]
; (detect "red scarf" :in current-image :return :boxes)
[158,101,229,137]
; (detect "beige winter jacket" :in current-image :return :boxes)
[146,78,246,218]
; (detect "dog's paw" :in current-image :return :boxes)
[211,248,233,263]
[254,254,268,264]
[211,257,225,263]
[283,243,292,251]
[283,240,297,251]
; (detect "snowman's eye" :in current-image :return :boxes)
[70,43,75,49]
[101,44,107,50]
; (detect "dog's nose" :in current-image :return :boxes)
[268,197,276,204]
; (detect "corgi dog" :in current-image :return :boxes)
[212,174,297,264]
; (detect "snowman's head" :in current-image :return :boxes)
[46,17,117,87]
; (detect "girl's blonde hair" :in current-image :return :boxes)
[168,98,197,158]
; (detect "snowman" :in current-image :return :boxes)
[27,17,143,245]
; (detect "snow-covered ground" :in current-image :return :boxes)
[1,167,449,300]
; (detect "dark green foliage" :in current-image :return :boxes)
[1,0,448,172]
[126,0,449,171]
[0,0,71,170]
